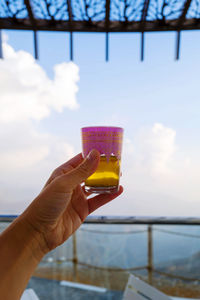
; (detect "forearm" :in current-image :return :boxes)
[0,215,45,300]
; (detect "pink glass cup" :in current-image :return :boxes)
[81,126,123,193]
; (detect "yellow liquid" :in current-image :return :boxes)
[85,155,120,187]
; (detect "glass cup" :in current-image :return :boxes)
[81,126,124,193]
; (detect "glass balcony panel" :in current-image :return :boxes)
[1,218,200,298]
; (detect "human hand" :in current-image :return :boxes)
[21,150,123,256]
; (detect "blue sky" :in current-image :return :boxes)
[1,29,200,215]
[6,29,200,142]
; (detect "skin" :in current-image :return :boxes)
[0,149,123,300]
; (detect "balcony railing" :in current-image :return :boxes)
[1,215,200,299]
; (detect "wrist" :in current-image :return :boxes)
[0,214,46,299]
[4,215,47,263]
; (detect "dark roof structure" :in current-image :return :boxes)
[0,0,200,60]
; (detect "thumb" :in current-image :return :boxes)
[62,149,100,189]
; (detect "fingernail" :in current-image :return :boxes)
[87,149,98,162]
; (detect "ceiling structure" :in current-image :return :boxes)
[0,0,200,60]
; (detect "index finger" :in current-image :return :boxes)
[43,153,84,189]
[58,153,84,170]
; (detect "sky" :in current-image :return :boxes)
[1,29,200,216]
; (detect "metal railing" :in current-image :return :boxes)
[2,215,200,224]
[1,215,200,286]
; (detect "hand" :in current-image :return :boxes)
[21,150,123,255]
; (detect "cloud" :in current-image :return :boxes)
[0,39,79,213]
[135,123,176,174]
[119,123,177,185]
[0,40,79,123]
[0,124,75,213]
[97,123,200,216]
[0,122,74,175]
[0,122,75,212]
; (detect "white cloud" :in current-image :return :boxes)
[0,123,75,213]
[0,39,78,213]
[0,122,74,175]
[97,123,200,216]
[135,123,176,174]
[0,41,79,123]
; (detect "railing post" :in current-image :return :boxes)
[147,225,153,285]
[72,232,78,281]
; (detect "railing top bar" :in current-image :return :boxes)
[84,216,200,225]
[0,215,18,222]
[1,215,200,225]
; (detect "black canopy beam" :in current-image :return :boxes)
[34,30,38,60]
[177,0,193,26]
[141,32,145,61]
[24,0,36,28]
[67,0,73,21]
[1,18,200,32]
[140,0,150,61]
[141,0,151,22]
[24,0,38,59]
[176,30,181,60]
[175,0,193,60]
[67,0,73,60]
[105,0,111,61]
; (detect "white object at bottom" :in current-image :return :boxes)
[21,289,40,300]
[123,274,200,300]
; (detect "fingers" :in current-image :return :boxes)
[43,165,73,189]
[62,149,100,190]
[88,186,123,214]
[51,153,84,178]
[58,153,84,170]
[43,153,84,189]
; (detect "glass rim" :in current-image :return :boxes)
[81,126,124,131]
